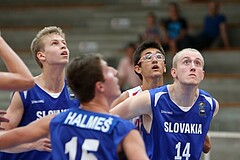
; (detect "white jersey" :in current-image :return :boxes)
[126,86,142,130]
[126,86,142,97]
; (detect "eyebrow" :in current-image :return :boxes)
[144,51,162,55]
[49,39,59,43]
[50,38,65,42]
[181,57,203,62]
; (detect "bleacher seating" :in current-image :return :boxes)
[0,1,240,159]
[0,0,240,130]
[0,1,239,103]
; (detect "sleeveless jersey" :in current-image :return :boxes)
[126,86,142,130]
[0,81,80,160]
[126,85,142,97]
[143,85,216,160]
[50,107,136,160]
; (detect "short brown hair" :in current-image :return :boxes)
[66,54,105,103]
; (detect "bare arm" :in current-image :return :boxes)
[219,22,230,48]
[1,92,24,130]
[159,23,170,44]
[0,92,32,152]
[110,90,152,119]
[0,110,9,129]
[203,134,211,154]
[111,91,129,108]
[122,129,149,160]
[1,138,51,153]
[202,98,219,154]
[0,114,53,151]
[1,92,51,153]
[0,36,34,91]
[178,28,188,41]
[213,99,219,117]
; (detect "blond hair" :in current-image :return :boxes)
[30,26,65,68]
[172,48,204,68]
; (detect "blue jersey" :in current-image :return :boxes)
[142,85,216,160]
[50,107,136,160]
[0,81,80,160]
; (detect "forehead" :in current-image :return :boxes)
[100,59,108,69]
[42,34,65,43]
[179,50,203,61]
[101,60,112,77]
[141,48,161,56]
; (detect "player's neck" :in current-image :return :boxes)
[81,101,109,114]
[35,73,65,93]
[169,84,199,107]
[141,77,163,91]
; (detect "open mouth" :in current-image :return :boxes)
[152,65,159,70]
[61,51,68,55]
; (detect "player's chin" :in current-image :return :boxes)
[59,60,69,65]
[114,91,121,99]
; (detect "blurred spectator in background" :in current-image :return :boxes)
[139,12,161,43]
[160,2,193,55]
[194,1,230,51]
[117,42,141,91]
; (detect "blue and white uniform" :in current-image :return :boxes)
[0,81,79,160]
[143,85,216,160]
[50,107,136,160]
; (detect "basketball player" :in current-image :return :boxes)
[111,40,166,130]
[112,41,212,154]
[0,54,149,160]
[111,48,219,159]
[0,26,79,159]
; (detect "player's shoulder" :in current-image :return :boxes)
[199,89,213,98]
[126,86,142,97]
[113,115,136,130]
[149,84,168,93]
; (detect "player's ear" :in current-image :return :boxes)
[201,70,205,80]
[171,67,177,78]
[95,81,104,92]
[164,63,167,73]
[134,65,141,74]
[37,51,46,62]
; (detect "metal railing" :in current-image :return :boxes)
[203,131,240,160]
